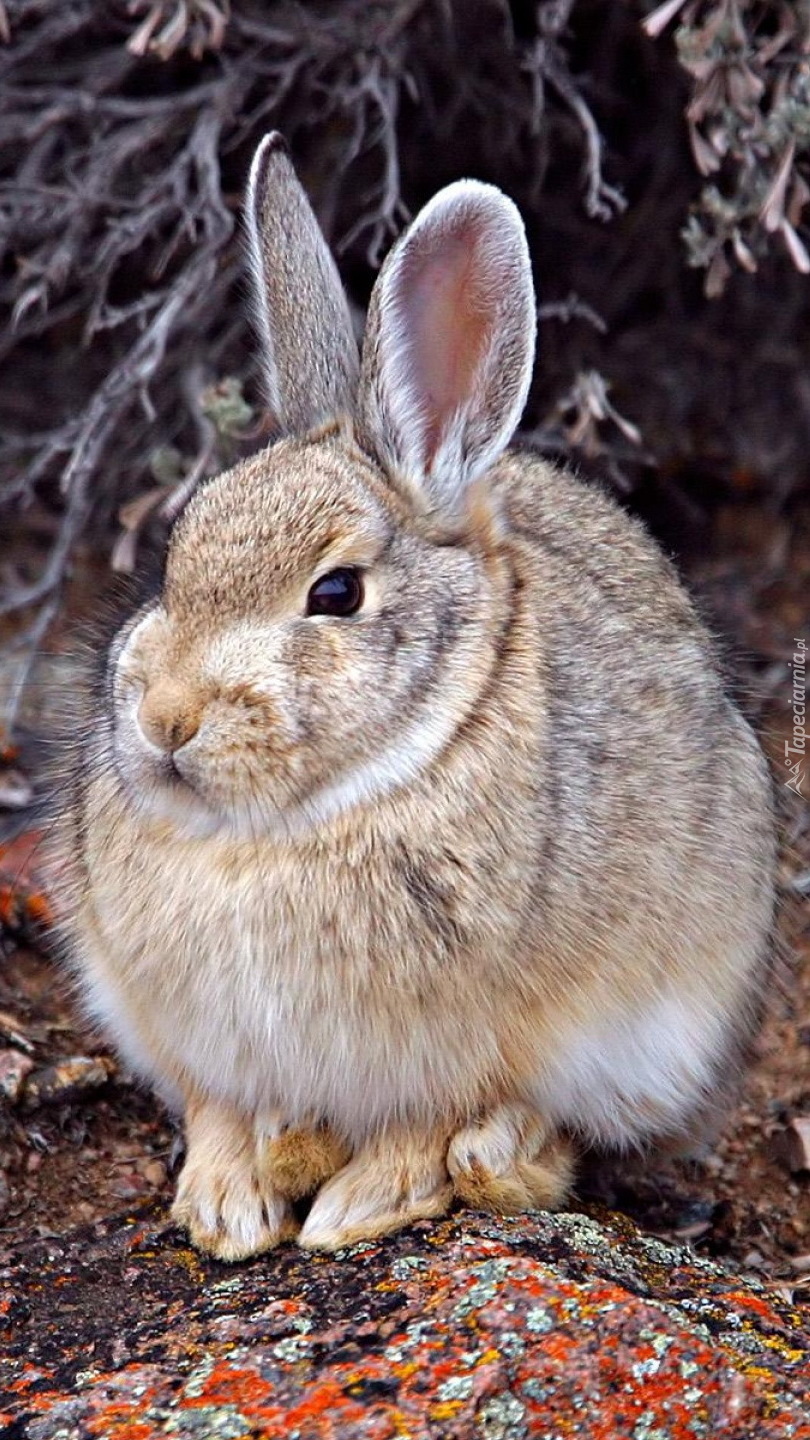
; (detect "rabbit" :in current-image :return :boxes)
[50,132,776,1260]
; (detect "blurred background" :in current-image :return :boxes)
[0,0,807,1279]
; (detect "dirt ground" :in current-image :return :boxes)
[0,494,807,1292]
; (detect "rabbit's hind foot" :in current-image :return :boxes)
[447,1103,574,1213]
[298,1125,452,1252]
[256,1116,352,1201]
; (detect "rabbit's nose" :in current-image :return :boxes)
[137,681,202,754]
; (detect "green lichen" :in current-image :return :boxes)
[452,1259,518,1317]
[182,1352,218,1398]
[497,1331,528,1360]
[525,1305,554,1334]
[437,1373,476,1402]
[209,1276,246,1296]
[632,1418,686,1440]
[520,1377,552,1402]
[162,1405,253,1438]
[476,1393,528,1439]
[390,1254,429,1279]
[272,1335,310,1363]
[631,1351,664,1381]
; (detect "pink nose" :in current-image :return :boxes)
[137,682,202,754]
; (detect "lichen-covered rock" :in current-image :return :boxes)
[1,1207,808,1438]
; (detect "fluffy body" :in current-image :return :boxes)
[50,137,775,1256]
[57,440,772,1199]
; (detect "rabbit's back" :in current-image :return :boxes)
[496,449,771,910]
[490,451,774,1140]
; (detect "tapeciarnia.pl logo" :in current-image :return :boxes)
[785,637,806,797]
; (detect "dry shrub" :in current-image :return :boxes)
[1,0,809,727]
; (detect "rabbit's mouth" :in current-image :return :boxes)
[112,732,224,839]
[163,752,203,799]
[111,699,309,842]
[108,689,223,836]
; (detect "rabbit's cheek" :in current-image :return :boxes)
[112,674,145,738]
[111,691,158,782]
[113,604,170,682]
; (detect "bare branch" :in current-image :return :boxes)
[524,32,626,221]
[0,0,643,733]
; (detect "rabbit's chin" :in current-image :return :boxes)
[112,740,342,844]
[114,756,233,839]
[116,765,309,843]
[113,750,380,845]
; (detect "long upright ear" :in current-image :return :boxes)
[356,180,536,518]
[246,134,360,433]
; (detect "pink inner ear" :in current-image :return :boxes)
[397,218,495,472]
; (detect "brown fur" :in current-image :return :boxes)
[48,138,775,1258]
[259,1125,352,1202]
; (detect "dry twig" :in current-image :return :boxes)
[642,0,810,292]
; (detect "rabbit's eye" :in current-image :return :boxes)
[306,567,364,618]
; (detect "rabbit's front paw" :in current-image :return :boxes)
[447,1103,574,1212]
[172,1093,296,1261]
[298,1126,452,1252]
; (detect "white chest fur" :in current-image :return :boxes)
[79,822,508,1141]
[76,777,760,1150]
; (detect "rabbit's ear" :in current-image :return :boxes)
[247,134,360,433]
[357,181,536,518]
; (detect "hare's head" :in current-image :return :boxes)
[110,135,536,839]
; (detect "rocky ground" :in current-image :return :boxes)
[2,1207,809,1437]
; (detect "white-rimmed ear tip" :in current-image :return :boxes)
[248,132,291,199]
[255,130,288,159]
[434,177,518,206]
[412,178,529,240]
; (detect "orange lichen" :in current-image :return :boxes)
[0,829,53,934]
[3,1194,809,1438]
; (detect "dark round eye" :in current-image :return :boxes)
[306,567,364,618]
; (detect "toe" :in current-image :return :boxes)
[448,1107,574,1214]
[298,1137,451,1251]
[172,1165,295,1261]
